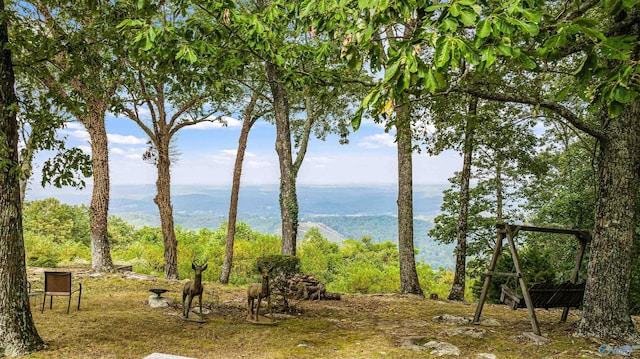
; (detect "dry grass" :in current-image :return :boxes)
[17,266,640,359]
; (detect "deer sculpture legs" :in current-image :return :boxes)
[183,261,208,320]
[247,266,272,322]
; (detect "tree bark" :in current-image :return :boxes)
[155,139,179,279]
[448,96,477,301]
[0,3,45,353]
[265,62,298,255]
[220,92,259,284]
[396,99,423,296]
[576,102,640,341]
[18,135,34,205]
[85,105,114,272]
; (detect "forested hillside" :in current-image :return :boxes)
[28,185,454,268]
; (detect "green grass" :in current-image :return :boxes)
[18,266,639,359]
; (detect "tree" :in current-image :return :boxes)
[449,96,477,301]
[13,82,91,204]
[0,0,45,354]
[115,2,232,279]
[303,0,640,341]
[15,1,120,272]
[220,87,268,284]
[160,0,365,257]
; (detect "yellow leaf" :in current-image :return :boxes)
[380,99,394,117]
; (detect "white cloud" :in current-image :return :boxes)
[124,154,143,161]
[65,129,90,142]
[220,149,238,157]
[306,156,333,168]
[219,149,256,158]
[184,116,242,130]
[108,133,147,145]
[357,133,396,149]
[109,145,146,161]
[78,145,91,154]
[64,122,85,130]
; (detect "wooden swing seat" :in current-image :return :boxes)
[501,281,585,310]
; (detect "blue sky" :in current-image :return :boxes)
[31,113,463,189]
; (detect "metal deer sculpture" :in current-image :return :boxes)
[247,266,273,321]
[183,261,208,319]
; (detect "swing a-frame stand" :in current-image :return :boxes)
[472,223,590,336]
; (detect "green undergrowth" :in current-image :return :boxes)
[20,266,638,359]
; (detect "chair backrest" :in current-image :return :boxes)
[44,272,72,294]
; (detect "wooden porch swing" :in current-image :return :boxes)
[472,222,591,336]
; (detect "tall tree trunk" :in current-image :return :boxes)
[86,107,114,272]
[265,62,298,255]
[396,99,423,296]
[18,134,35,204]
[155,143,178,279]
[449,96,477,301]
[0,4,45,353]
[577,102,640,341]
[495,159,503,222]
[220,92,259,284]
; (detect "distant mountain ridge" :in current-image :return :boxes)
[26,184,454,268]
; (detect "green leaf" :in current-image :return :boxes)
[360,91,375,109]
[459,10,477,26]
[481,47,497,67]
[497,44,512,56]
[116,19,131,30]
[142,35,153,51]
[518,54,537,69]
[358,0,377,9]
[384,61,401,82]
[401,67,411,91]
[477,19,492,38]
[425,4,448,12]
[185,50,198,64]
[439,18,459,32]
[175,46,186,60]
[435,36,453,68]
[148,26,156,43]
[450,3,460,16]
[424,69,438,93]
[607,100,624,118]
[521,9,542,22]
[555,86,573,101]
[613,86,637,104]
[494,16,513,35]
[352,108,364,130]
[579,26,606,41]
[519,21,539,36]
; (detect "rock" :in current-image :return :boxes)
[479,318,501,327]
[476,354,496,359]
[148,295,171,308]
[432,314,472,325]
[395,336,429,350]
[143,353,195,359]
[423,341,460,356]
[440,327,487,339]
[523,331,549,345]
[190,307,210,315]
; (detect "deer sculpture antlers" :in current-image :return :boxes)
[183,259,208,320]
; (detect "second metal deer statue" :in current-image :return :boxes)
[183,261,208,320]
[247,266,273,322]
